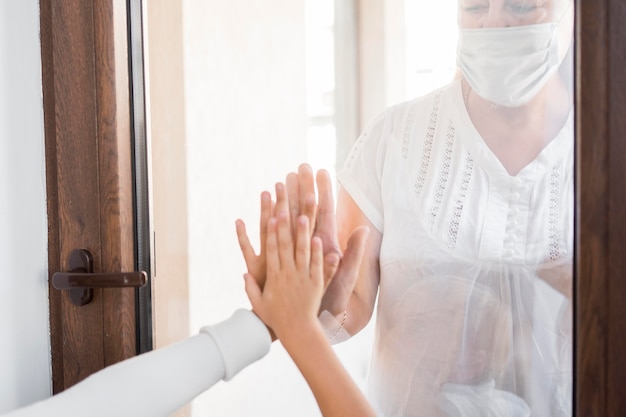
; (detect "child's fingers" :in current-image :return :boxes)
[276,210,294,270]
[243,273,264,314]
[295,215,311,273]
[266,217,280,276]
[258,191,273,256]
[310,236,324,287]
[235,219,257,263]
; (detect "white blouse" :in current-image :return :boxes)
[338,79,574,417]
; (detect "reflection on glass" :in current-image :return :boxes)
[147,0,573,415]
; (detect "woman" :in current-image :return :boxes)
[238,0,575,415]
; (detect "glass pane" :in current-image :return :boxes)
[360,1,574,416]
[145,0,574,415]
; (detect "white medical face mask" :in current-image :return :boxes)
[457,14,568,107]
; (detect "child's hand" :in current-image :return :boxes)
[235,164,339,291]
[244,208,324,342]
[235,190,275,289]
[235,176,318,290]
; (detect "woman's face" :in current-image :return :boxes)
[458,0,571,28]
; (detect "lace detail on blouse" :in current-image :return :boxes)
[429,119,456,227]
[548,162,562,260]
[447,152,474,249]
[344,132,366,170]
[414,93,441,196]
[401,100,419,159]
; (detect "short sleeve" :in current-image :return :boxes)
[337,110,390,232]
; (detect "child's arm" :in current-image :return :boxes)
[244,198,374,417]
[2,309,271,417]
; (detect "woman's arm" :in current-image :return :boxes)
[244,195,376,417]
[325,187,382,338]
[536,259,573,299]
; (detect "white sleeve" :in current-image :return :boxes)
[337,109,390,233]
[2,309,271,417]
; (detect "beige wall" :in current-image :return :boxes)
[146,1,321,415]
[144,1,422,415]
[182,2,318,416]
[357,0,406,130]
[145,0,190,355]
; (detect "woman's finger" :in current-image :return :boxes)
[275,182,289,222]
[315,169,341,256]
[295,215,311,273]
[286,172,300,237]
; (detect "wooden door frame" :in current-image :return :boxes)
[575,0,626,415]
[40,0,626,415]
[40,0,138,393]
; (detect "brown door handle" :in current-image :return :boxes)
[52,249,147,306]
